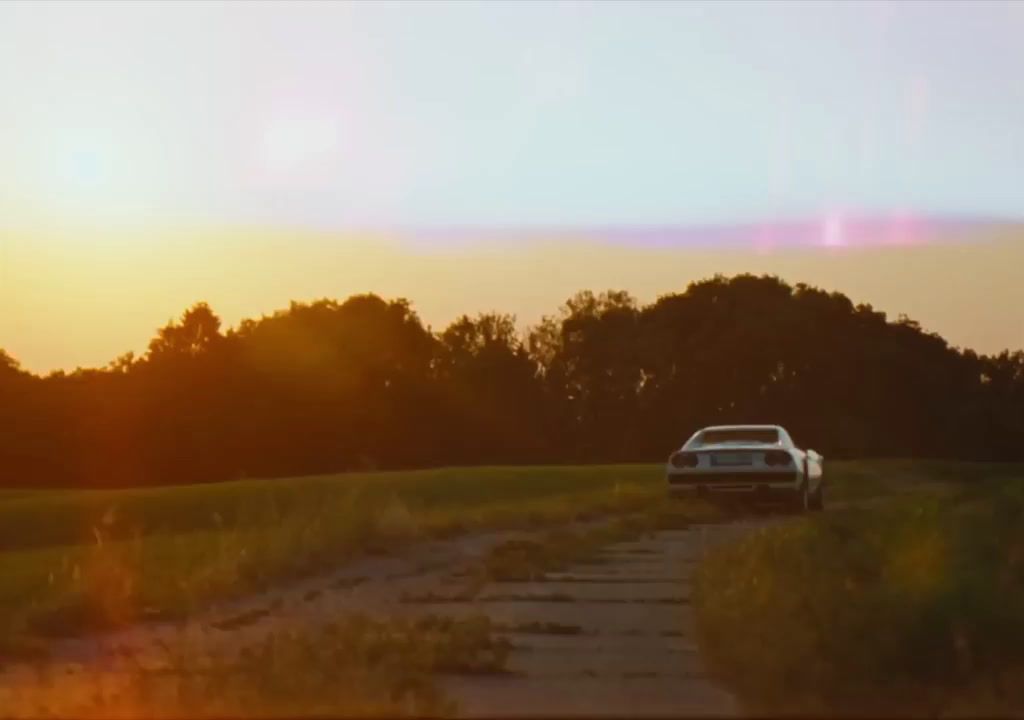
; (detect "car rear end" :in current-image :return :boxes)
[666,445,800,503]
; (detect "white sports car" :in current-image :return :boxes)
[666,424,824,510]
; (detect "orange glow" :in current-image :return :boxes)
[1,224,1023,374]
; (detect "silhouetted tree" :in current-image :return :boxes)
[435,313,546,464]
[532,291,642,462]
[1,275,1023,488]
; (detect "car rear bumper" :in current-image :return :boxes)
[667,471,799,499]
[668,484,799,499]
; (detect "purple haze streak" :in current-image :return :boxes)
[392,216,1009,252]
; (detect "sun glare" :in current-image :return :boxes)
[259,104,342,185]
[60,148,108,190]
[44,130,122,219]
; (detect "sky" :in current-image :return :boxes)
[1,1,1023,372]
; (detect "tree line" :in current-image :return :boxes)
[1,274,1022,488]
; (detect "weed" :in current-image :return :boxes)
[0,613,510,717]
[501,621,584,636]
[473,513,694,583]
[330,575,367,590]
[208,607,271,632]
[694,474,1024,715]
[478,592,576,603]
[552,576,670,584]
[0,465,668,650]
[400,588,479,604]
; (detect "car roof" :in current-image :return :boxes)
[686,425,793,448]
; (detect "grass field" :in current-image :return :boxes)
[0,464,668,657]
[0,612,518,717]
[694,461,1024,715]
[0,462,718,717]
[3,458,1020,716]
[0,458,1005,654]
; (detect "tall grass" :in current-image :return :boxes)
[0,465,665,552]
[0,465,663,653]
[3,459,1011,669]
[1,613,512,718]
[694,464,1024,715]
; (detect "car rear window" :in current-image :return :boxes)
[700,429,779,445]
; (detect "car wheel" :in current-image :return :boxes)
[792,481,809,514]
[809,479,825,511]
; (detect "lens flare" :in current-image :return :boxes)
[822,214,846,248]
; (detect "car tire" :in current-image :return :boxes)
[809,479,825,511]
[792,481,810,514]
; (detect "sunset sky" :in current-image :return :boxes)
[1,1,1023,372]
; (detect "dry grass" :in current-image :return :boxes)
[0,465,665,655]
[0,613,511,718]
[474,505,716,583]
[694,463,1024,715]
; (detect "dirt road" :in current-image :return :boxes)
[435,521,767,717]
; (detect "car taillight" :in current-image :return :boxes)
[764,450,791,466]
[670,452,699,468]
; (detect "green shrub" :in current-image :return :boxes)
[694,475,1024,714]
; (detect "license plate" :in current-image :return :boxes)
[711,452,752,466]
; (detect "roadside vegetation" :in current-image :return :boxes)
[694,461,1024,715]
[0,464,664,658]
[0,613,511,718]
[0,459,997,660]
[472,508,703,583]
[5,457,1019,715]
